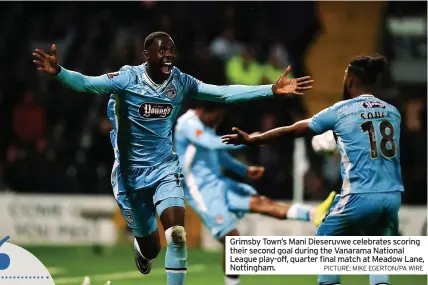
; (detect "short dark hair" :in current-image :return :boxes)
[194,100,225,111]
[348,54,388,86]
[144,31,171,50]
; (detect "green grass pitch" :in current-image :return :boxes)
[25,245,427,285]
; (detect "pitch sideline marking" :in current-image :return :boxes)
[54,264,206,284]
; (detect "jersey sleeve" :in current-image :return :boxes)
[181,73,273,103]
[218,151,248,177]
[56,65,133,94]
[183,119,242,151]
[309,106,337,134]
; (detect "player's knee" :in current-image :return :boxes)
[165,226,186,247]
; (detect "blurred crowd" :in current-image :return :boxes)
[0,2,425,205]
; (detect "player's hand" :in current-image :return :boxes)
[221,127,256,146]
[247,166,265,180]
[32,44,60,75]
[272,66,314,96]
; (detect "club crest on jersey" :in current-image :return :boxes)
[139,103,173,118]
[165,85,177,99]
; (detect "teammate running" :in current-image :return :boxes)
[222,54,403,285]
[32,31,314,285]
[175,101,335,285]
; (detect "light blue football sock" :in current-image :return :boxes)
[287,203,311,221]
[165,226,187,285]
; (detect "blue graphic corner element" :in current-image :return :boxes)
[0,236,11,270]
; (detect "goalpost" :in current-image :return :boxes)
[292,138,309,203]
[292,138,310,236]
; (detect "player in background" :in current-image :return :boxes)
[222,54,402,285]
[175,100,335,285]
[32,31,314,285]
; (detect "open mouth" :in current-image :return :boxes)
[161,62,173,74]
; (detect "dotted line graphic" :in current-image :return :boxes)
[0,276,50,279]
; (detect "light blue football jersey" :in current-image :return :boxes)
[174,110,248,189]
[309,94,404,195]
[56,64,274,169]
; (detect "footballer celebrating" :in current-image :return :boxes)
[222,54,403,285]
[32,31,314,285]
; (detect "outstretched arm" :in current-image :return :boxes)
[188,128,244,150]
[222,119,313,146]
[188,66,313,103]
[52,67,130,94]
[195,82,275,103]
[33,44,131,94]
[218,151,248,177]
[222,106,337,146]
[55,67,131,94]
[252,119,313,143]
[182,120,244,150]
